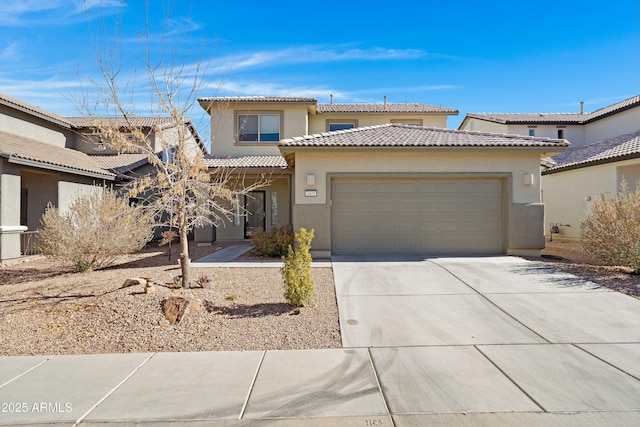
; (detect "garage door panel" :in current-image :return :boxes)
[332,178,504,255]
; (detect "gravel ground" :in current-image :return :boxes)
[531,239,640,299]
[0,242,340,356]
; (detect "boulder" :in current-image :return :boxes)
[162,297,200,325]
[122,277,147,288]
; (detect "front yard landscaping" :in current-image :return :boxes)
[0,242,340,356]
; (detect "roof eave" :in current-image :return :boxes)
[6,155,115,180]
[542,153,640,175]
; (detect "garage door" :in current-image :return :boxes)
[332,178,504,255]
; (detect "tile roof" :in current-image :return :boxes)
[0,93,73,128]
[543,130,640,174]
[466,94,640,125]
[199,96,317,104]
[203,155,288,169]
[465,112,589,124]
[90,154,150,174]
[280,124,570,149]
[0,131,115,180]
[66,116,180,129]
[67,116,208,155]
[317,103,458,114]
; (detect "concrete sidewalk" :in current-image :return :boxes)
[2,256,640,426]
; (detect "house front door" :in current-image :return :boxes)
[244,191,266,239]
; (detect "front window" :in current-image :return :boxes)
[238,114,280,142]
[528,129,536,137]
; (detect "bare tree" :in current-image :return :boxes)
[75,1,265,286]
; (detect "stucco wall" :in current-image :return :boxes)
[542,164,619,239]
[290,150,545,255]
[585,107,640,144]
[57,179,103,215]
[0,105,72,148]
[458,119,506,134]
[21,170,58,231]
[209,104,310,157]
[293,151,542,205]
[308,113,448,134]
[543,159,640,240]
[507,125,584,147]
[0,162,24,263]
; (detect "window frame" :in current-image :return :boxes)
[235,111,283,144]
[326,119,358,132]
[391,119,423,126]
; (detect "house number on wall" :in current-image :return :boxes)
[304,189,317,197]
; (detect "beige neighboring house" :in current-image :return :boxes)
[0,93,205,263]
[459,95,640,240]
[196,96,568,257]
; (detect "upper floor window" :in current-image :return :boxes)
[557,129,565,139]
[528,128,536,137]
[327,120,358,132]
[238,114,280,142]
[391,119,423,127]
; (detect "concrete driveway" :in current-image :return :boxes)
[333,255,640,424]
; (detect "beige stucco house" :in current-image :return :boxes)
[459,95,640,240]
[197,96,568,256]
[0,93,205,263]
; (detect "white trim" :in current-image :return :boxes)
[0,225,28,234]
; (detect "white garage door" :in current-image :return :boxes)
[332,178,504,255]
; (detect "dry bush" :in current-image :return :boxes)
[581,180,640,272]
[251,224,294,257]
[39,188,154,272]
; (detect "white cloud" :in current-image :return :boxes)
[217,45,446,71]
[0,41,20,61]
[0,0,123,26]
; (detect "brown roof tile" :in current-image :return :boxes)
[199,96,317,104]
[0,131,115,179]
[90,154,150,174]
[317,103,458,114]
[466,94,640,125]
[204,155,288,169]
[280,124,569,149]
[0,93,73,128]
[66,116,179,129]
[543,130,640,174]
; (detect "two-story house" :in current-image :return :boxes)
[459,95,640,240]
[0,93,205,263]
[197,96,568,257]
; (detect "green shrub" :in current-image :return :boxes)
[281,228,314,307]
[581,179,640,272]
[39,188,154,272]
[251,224,294,257]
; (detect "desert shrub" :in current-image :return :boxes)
[281,228,314,306]
[581,179,640,272]
[251,224,294,257]
[39,188,154,272]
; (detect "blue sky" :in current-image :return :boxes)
[0,0,638,134]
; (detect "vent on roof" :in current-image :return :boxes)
[93,143,107,152]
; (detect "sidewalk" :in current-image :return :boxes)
[1,348,639,426]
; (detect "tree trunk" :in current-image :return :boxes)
[179,216,191,288]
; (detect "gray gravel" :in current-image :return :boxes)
[0,248,341,355]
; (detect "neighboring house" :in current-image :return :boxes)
[197,96,567,257]
[459,95,640,240]
[0,93,205,263]
[542,130,640,239]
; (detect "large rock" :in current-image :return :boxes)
[162,297,200,325]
